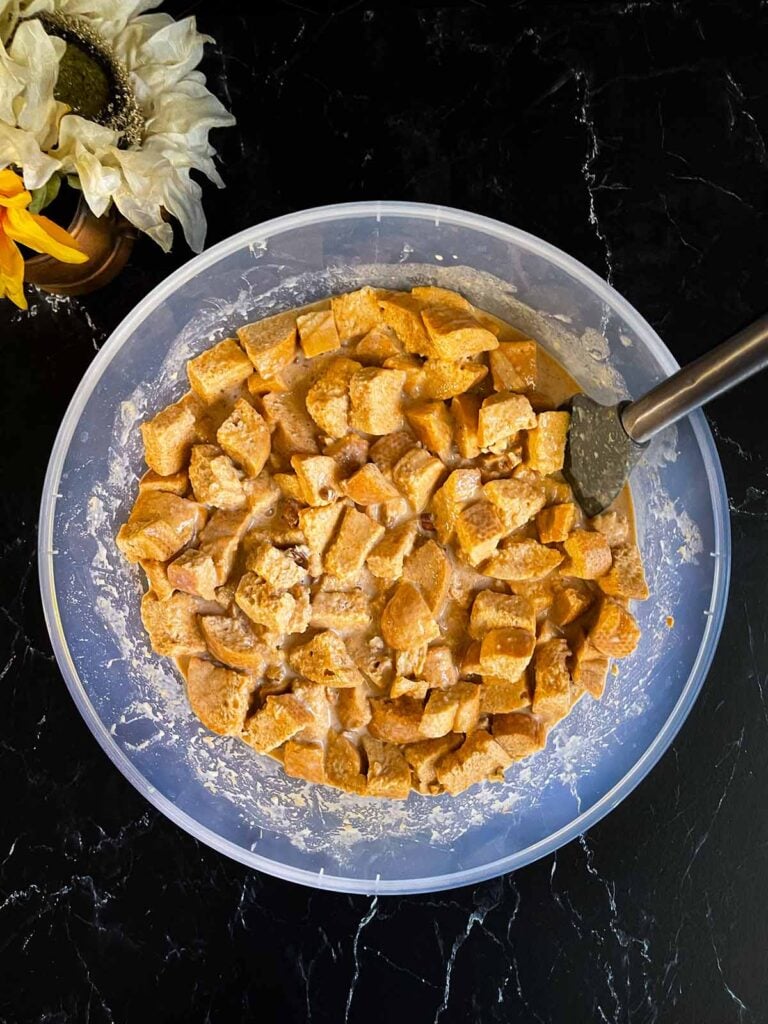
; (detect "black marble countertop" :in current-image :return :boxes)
[3,3,768,1021]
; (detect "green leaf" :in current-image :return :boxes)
[28,173,63,214]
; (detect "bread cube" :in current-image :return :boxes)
[379,496,411,526]
[489,349,525,393]
[345,634,394,692]
[288,631,364,688]
[550,580,594,626]
[198,507,252,584]
[245,537,305,590]
[480,674,531,713]
[290,680,331,742]
[138,468,189,497]
[237,310,297,378]
[323,507,385,582]
[403,401,451,457]
[382,354,426,396]
[140,591,207,657]
[381,581,440,651]
[450,681,481,733]
[297,309,340,358]
[187,337,253,403]
[325,730,367,794]
[421,689,460,738]
[353,325,403,363]
[216,399,271,477]
[536,502,576,544]
[404,734,463,793]
[393,448,446,512]
[299,501,345,570]
[273,472,304,501]
[489,340,537,393]
[431,468,482,544]
[324,434,370,474]
[288,584,311,634]
[341,462,400,505]
[563,530,612,579]
[141,391,203,476]
[403,539,452,613]
[469,591,536,638]
[305,357,360,438]
[455,501,506,565]
[243,475,280,514]
[167,549,218,601]
[331,286,384,341]
[418,359,488,400]
[310,590,369,630]
[460,638,483,676]
[368,696,425,744]
[185,657,254,736]
[532,638,571,721]
[235,572,296,632]
[246,371,288,397]
[116,491,206,563]
[337,687,372,731]
[262,390,319,456]
[390,675,430,699]
[394,646,428,678]
[590,509,630,548]
[589,597,641,658]
[598,544,649,600]
[139,558,175,601]
[421,304,498,359]
[290,454,340,506]
[410,285,474,311]
[478,392,536,449]
[421,646,459,689]
[200,613,267,672]
[482,540,563,581]
[435,730,512,795]
[526,411,570,474]
[493,712,546,759]
[362,737,411,799]
[479,627,536,678]
[283,740,326,784]
[543,477,573,506]
[188,444,246,510]
[367,520,418,580]
[377,292,436,356]
[242,694,313,753]
[483,477,546,533]
[349,367,406,434]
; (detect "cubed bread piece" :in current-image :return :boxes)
[550,580,594,626]
[420,689,460,739]
[299,501,345,569]
[482,540,563,581]
[525,411,570,474]
[167,549,218,601]
[244,475,280,514]
[262,390,319,456]
[483,476,547,533]
[382,354,426,396]
[542,477,574,506]
[394,646,428,678]
[200,613,267,672]
[380,496,410,526]
[589,597,641,658]
[449,681,481,732]
[288,631,364,688]
[411,285,474,311]
[489,349,526,392]
[140,591,207,657]
[367,520,418,580]
[532,638,571,720]
[244,537,305,590]
[497,340,537,390]
[310,590,369,630]
[242,694,313,753]
[368,696,425,744]
[288,584,311,634]
[297,309,340,358]
[185,657,254,735]
[331,286,384,341]
[368,431,416,471]
[381,581,440,651]
[237,310,297,378]
[283,740,326,784]
[291,454,341,506]
[187,337,253,403]
[572,636,611,700]
[406,401,454,457]
[324,507,385,582]
[337,687,372,731]
[291,680,332,742]
[403,539,452,613]
[469,590,536,638]
[418,360,488,400]
[536,502,576,544]
[455,501,506,565]
[598,544,649,600]
[305,357,361,438]
[404,734,463,793]
[188,444,246,510]
[116,491,207,563]
[273,473,304,501]
[479,628,536,678]
[362,737,411,799]
[216,399,271,477]
[421,646,459,689]
[341,463,400,505]
[451,393,482,458]
[325,731,367,794]
[141,391,203,476]
[421,304,498,359]
[563,530,613,579]
[140,558,175,600]
[349,367,406,434]
[377,292,436,355]
[493,712,547,759]
[346,634,393,692]
[390,675,430,699]
[394,448,446,513]
[324,435,370,474]
[235,572,296,633]
[435,730,512,795]
[460,639,483,676]
[508,577,559,614]
[477,392,537,449]
[199,507,252,584]
[353,325,403,363]
[246,371,288,397]
[138,468,189,496]
[589,510,630,548]
[480,674,531,713]
[431,468,482,544]
[478,450,523,481]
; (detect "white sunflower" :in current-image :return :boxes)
[0,0,235,251]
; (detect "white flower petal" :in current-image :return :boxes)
[131,16,211,101]
[112,184,173,251]
[159,165,205,252]
[0,38,25,123]
[55,113,120,153]
[0,121,59,187]
[8,19,64,140]
[144,77,235,141]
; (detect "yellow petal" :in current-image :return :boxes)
[0,225,27,310]
[0,168,26,198]
[4,207,88,264]
[0,189,32,209]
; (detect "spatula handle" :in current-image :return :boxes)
[621,313,768,444]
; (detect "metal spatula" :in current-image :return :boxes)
[563,313,768,516]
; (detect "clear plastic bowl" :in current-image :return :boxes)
[39,202,730,895]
